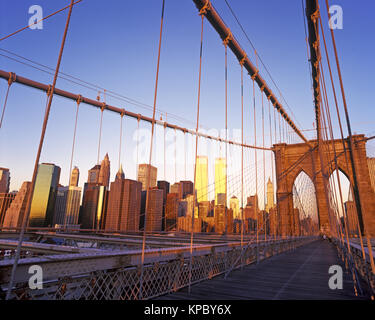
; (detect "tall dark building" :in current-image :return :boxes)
[105,167,142,232]
[80,155,111,229]
[79,183,108,229]
[0,192,16,226]
[29,163,61,227]
[165,193,178,231]
[145,188,163,232]
[0,167,10,194]
[157,180,170,231]
[179,180,193,199]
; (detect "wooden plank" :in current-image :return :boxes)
[155,240,371,300]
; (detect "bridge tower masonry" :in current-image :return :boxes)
[274,134,375,237]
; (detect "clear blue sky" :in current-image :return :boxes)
[0,0,373,206]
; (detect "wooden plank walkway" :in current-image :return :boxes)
[156,240,371,300]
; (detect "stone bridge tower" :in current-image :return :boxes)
[273,134,375,237]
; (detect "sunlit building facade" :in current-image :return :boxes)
[266,177,275,212]
[145,188,163,231]
[29,163,61,227]
[230,196,240,219]
[138,164,157,191]
[54,186,81,226]
[195,156,208,202]
[69,166,80,187]
[215,157,226,206]
[3,181,31,229]
[0,192,16,226]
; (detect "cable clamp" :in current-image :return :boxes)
[121,108,125,118]
[251,69,259,81]
[76,94,83,105]
[311,9,320,23]
[46,85,53,97]
[260,85,265,92]
[239,54,247,66]
[8,72,16,86]
[222,31,232,47]
[199,0,211,16]
[101,102,106,112]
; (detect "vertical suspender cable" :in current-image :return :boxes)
[65,96,81,228]
[240,63,244,267]
[136,117,140,177]
[97,106,104,164]
[139,0,165,300]
[324,0,366,238]
[174,128,177,182]
[119,111,124,170]
[0,74,14,130]
[164,114,166,180]
[261,88,266,240]
[318,14,367,262]
[189,12,204,294]
[252,77,259,262]
[5,0,75,300]
[325,0,375,275]
[224,43,228,235]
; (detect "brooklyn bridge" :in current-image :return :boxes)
[0,0,374,300]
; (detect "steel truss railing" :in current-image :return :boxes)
[0,236,317,300]
[330,237,375,296]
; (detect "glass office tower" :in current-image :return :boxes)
[29,163,61,227]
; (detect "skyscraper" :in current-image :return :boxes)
[53,166,82,226]
[98,153,111,188]
[80,155,111,229]
[54,185,81,226]
[179,180,193,199]
[195,156,208,202]
[0,192,16,226]
[69,166,80,187]
[80,183,108,229]
[157,180,170,231]
[3,181,31,229]
[29,163,61,227]
[0,167,10,193]
[105,167,142,232]
[88,164,101,184]
[170,182,180,195]
[54,187,68,225]
[266,178,275,212]
[145,188,163,231]
[138,164,157,191]
[165,192,178,231]
[229,196,240,219]
[215,157,226,206]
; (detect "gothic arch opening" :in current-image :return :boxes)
[328,169,360,237]
[292,171,319,235]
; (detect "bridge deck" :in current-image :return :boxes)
[156,240,370,300]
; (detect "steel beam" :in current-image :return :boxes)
[192,0,310,145]
[0,70,270,151]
